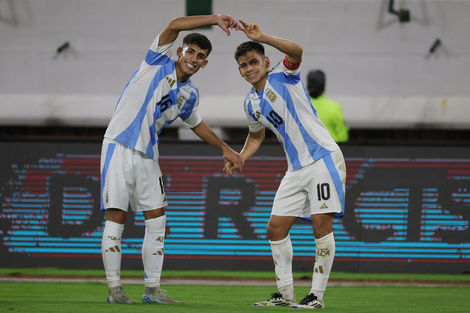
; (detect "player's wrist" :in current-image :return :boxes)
[215,14,228,26]
[258,34,271,45]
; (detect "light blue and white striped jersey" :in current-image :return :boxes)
[244,59,339,171]
[104,35,202,160]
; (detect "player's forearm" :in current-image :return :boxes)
[191,122,238,161]
[240,145,258,161]
[259,34,303,63]
[168,15,218,32]
[193,121,244,174]
[191,121,226,149]
[159,15,218,46]
[240,130,265,161]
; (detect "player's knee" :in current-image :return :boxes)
[266,224,287,241]
[106,208,127,224]
[311,213,335,238]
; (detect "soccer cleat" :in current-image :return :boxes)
[253,292,296,306]
[291,293,325,309]
[106,286,135,304]
[142,287,184,304]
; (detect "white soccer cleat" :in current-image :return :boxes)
[253,292,296,306]
[142,287,183,304]
[106,286,135,304]
[291,293,325,309]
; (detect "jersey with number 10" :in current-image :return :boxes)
[243,60,339,171]
[104,35,202,160]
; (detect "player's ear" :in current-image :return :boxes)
[201,59,208,68]
[176,47,183,57]
[265,57,270,69]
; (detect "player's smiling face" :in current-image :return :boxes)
[237,50,270,92]
[175,44,209,82]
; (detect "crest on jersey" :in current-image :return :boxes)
[265,89,277,103]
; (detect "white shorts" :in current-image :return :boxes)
[272,149,346,218]
[100,138,167,212]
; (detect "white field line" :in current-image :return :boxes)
[0,276,467,287]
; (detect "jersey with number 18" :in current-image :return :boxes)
[104,35,202,161]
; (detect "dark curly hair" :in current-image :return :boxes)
[182,33,212,56]
[234,41,265,61]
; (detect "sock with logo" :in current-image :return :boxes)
[102,220,125,288]
[310,232,335,301]
[142,215,166,289]
[270,235,296,302]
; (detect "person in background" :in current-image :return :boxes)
[307,69,349,142]
[100,14,243,305]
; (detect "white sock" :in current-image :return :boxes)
[270,235,295,302]
[310,232,335,300]
[142,215,166,289]
[102,220,125,288]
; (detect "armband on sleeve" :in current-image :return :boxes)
[283,56,301,70]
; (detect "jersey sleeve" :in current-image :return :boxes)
[244,96,264,133]
[182,106,202,129]
[145,35,174,65]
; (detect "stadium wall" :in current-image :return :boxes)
[0,141,469,273]
[0,0,469,130]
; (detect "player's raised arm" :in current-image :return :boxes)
[159,15,240,46]
[238,19,302,64]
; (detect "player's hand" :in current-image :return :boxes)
[238,19,264,42]
[217,14,241,36]
[223,160,240,177]
[222,148,244,176]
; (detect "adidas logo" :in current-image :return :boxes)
[319,202,328,210]
[106,245,121,253]
[166,77,176,88]
[152,248,164,256]
[314,265,324,273]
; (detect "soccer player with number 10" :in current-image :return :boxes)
[227,19,347,309]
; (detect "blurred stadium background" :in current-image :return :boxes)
[0,0,469,274]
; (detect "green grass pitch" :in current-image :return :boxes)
[0,268,469,313]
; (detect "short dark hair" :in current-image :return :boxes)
[182,33,212,56]
[307,69,326,98]
[234,41,265,61]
